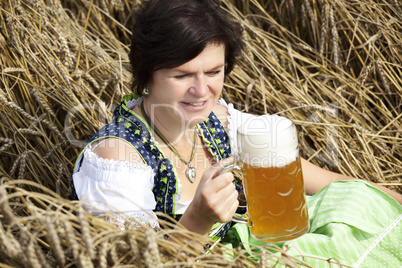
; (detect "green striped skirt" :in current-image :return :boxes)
[223,180,402,267]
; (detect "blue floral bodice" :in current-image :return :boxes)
[71,94,242,239]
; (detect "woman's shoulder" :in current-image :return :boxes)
[91,138,144,164]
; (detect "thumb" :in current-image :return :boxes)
[201,155,237,183]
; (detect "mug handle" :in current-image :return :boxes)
[217,163,249,224]
[232,212,249,224]
[217,163,241,175]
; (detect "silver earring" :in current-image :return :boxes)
[142,87,149,96]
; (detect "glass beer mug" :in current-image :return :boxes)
[223,114,309,242]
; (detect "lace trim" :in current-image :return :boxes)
[176,182,183,204]
[218,99,235,134]
[84,144,151,171]
[217,98,237,156]
[102,211,160,231]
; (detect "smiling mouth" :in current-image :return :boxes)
[183,101,205,106]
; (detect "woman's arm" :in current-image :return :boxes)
[74,138,159,229]
[301,158,402,204]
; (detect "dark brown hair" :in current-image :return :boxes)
[129,0,244,95]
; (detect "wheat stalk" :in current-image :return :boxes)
[0,0,401,266]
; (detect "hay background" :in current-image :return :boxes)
[0,0,401,267]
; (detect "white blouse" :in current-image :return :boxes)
[72,99,255,229]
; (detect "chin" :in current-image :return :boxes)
[181,101,215,124]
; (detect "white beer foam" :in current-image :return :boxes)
[238,115,299,168]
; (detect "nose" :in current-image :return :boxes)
[189,75,209,97]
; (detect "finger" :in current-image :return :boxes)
[226,190,240,214]
[209,180,238,209]
[217,190,239,222]
[215,174,237,194]
[209,171,235,192]
[213,155,240,179]
[228,197,240,218]
[200,155,237,184]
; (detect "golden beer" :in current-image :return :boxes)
[236,114,309,242]
[241,157,309,241]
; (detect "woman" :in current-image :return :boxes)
[71,0,402,265]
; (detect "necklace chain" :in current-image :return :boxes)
[139,100,197,182]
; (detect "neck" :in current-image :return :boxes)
[140,99,197,146]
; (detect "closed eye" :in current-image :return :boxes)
[207,70,221,76]
[174,74,189,79]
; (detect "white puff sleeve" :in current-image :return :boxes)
[217,99,256,157]
[72,146,159,230]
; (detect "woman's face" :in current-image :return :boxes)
[146,43,225,128]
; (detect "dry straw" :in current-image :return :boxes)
[0,0,401,266]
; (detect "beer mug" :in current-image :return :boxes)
[222,115,309,242]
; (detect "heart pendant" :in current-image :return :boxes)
[186,166,196,183]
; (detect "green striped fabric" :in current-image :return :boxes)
[222,180,402,267]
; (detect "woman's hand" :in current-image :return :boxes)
[178,156,239,236]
